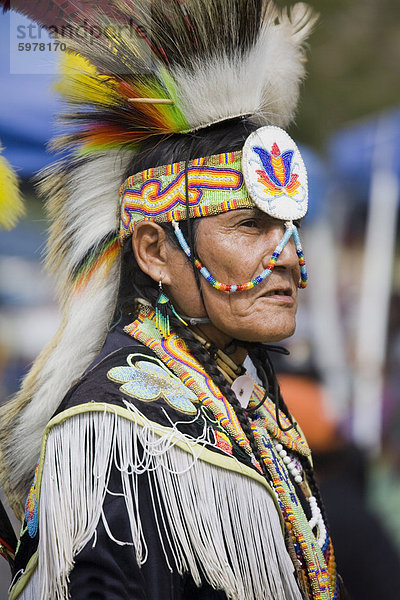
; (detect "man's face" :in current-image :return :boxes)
[167,208,301,346]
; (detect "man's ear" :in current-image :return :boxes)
[131,221,174,285]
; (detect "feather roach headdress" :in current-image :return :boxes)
[0,0,316,517]
[0,144,24,230]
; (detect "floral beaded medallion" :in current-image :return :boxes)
[242,126,308,221]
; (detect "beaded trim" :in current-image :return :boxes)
[24,462,39,539]
[272,440,327,546]
[125,309,310,456]
[124,309,337,599]
[119,127,310,241]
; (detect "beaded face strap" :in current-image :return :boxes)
[172,126,309,291]
[172,220,307,291]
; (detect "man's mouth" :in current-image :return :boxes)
[263,288,293,297]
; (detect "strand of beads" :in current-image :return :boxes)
[308,496,327,547]
[291,225,308,289]
[172,219,308,292]
[273,440,326,547]
[274,442,303,483]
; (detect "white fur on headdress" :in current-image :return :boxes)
[173,4,316,130]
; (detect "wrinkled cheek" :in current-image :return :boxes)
[226,293,255,318]
[200,287,247,327]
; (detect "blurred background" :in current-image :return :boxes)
[1,1,400,598]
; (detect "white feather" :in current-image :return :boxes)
[8,260,121,504]
[0,152,131,514]
[49,151,131,298]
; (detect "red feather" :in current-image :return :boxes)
[0,497,16,568]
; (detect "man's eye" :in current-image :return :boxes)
[240,220,258,228]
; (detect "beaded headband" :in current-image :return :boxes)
[119,151,253,239]
[120,126,309,289]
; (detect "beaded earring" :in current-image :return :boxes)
[155,281,187,337]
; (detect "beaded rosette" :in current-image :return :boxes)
[242,126,308,221]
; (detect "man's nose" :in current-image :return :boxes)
[263,223,299,270]
[279,233,299,268]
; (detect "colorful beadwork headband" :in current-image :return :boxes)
[120,126,309,290]
[119,152,253,239]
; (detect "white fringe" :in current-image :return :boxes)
[19,406,303,600]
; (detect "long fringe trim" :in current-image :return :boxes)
[18,405,303,600]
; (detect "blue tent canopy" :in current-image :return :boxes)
[328,109,400,202]
[0,11,60,177]
[300,146,330,222]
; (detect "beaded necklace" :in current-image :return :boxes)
[188,328,243,384]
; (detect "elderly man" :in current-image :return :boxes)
[0,1,347,599]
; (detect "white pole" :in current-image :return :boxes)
[307,218,351,421]
[353,119,399,451]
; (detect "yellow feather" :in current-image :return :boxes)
[54,51,119,106]
[0,147,24,230]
